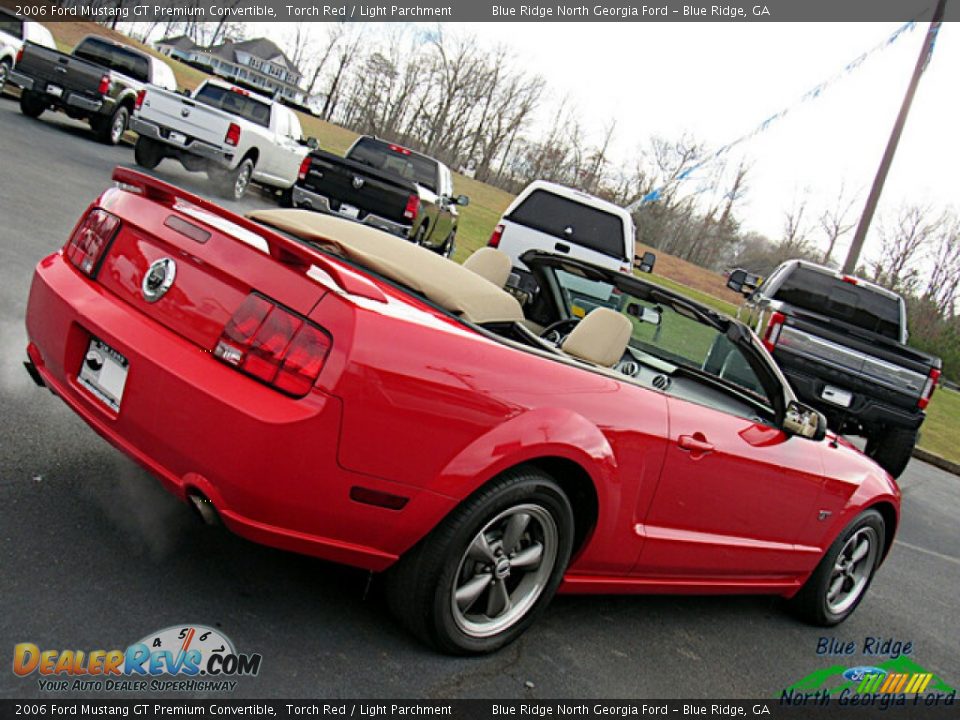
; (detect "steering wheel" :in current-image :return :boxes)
[540,318,581,346]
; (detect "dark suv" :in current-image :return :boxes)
[728,260,941,477]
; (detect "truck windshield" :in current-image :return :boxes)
[772,267,902,340]
[0,12,23,40]
[73,38,149,83]
[508,190,626,260]
[194,84,271,128]
[348,139,438,192]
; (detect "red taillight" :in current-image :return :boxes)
[97,74,110,95]
[134,89,146,111]
[762,311,786,352]
[489,223,505,248]
[65,208,120,276]
[230,86,250,96]
[15,46,24,65]
[403,193,420,220]
[389,143,411,155]
[225,123,241,147]
[841,275,859,285]
[298,156,312,182]
[214,294,331,397]
[918,368,941,410]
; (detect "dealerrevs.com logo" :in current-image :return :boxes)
[13,625,262,692]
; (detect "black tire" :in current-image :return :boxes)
[789,508,885,626]
[19,89,46,118]
[439,230,456,258]
[386,466,574,654]
[95,105,129,145]
[412,222,427,245]
[0,59,11,91]
[211,158,254,201]
[865,426,917,478]
[133,136,163,170]
[278,187,294,208]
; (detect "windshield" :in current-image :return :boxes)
[553,268,768,399]
[347,138,438,192]
[194,84,272,128]
[73,38,149,83]
[510,191,627,260]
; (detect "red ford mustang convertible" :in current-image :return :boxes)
[24,169,900,653]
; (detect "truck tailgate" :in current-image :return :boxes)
[301,151,415,223]
[138,86,230,147]
[17,42,103,95]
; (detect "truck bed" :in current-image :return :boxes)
[14,41,104,99]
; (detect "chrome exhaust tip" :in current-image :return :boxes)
[188,493,221,526]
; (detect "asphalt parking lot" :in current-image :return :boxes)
[1,97,958,700]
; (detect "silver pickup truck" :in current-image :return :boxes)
[131,79,315,200]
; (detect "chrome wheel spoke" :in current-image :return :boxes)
[501,512,531,555]
[850,537,870,565]
[468,533,496,564]
[486,579,511,617]
[510,542,543,570]
[827,574,846,603]
[455,573,493,612]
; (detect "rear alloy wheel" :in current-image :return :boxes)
[134,136,163,169]
[386,467,573,654]
[19,89,46,118]
[865,426,917,478]
[212,158,254,201]
[96,106,129,145]
[789,508,885,625]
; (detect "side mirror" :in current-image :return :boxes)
[306,137,319,150]
[638,251,656,274]
[627,303,661,326]
[456,195,470,207]
[727,269,748,294]
[783,400,827,441]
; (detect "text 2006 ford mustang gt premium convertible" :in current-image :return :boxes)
[24,169,900,653]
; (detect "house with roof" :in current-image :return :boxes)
[154,35,200,62]
[156,37,305,104]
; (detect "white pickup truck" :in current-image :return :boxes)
[131,79,315,200]
[0,9,55,91]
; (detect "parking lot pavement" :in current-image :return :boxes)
[1,97,958,700]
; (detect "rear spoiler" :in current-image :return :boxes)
[111,167,386,303]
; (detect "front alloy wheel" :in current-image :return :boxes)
[825,526,879,615]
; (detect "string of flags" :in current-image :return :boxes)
[627,20,920,212]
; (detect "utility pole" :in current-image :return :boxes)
[842,0,947,274]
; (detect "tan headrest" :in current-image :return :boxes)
[246,209,523,325]
[463,247,512,288]
[561,307,632,367]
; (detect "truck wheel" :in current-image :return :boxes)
[134,136,163,169]
[440,230,456,259]
[96,106,129,145]
[0,59,10,90]
[385,466,573,654]
[412,223,427,246]
[19,90,46,119]
[865,426,917,478]
[212,158,254,201]
[788,508,884,626]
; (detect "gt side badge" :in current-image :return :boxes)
[142,258,177,303]
[819,510,833,521]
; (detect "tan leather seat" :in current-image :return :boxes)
[561,307,633,367]
[463,247,512,288]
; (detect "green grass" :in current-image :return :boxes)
[919,387,960,464]
[639,273,739,316]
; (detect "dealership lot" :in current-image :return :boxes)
[1,98,958,699]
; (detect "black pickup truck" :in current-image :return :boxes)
[728,260,942,477]
[9,35,176,145]
[292,135,469,257]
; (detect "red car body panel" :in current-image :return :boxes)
[25,170,901,595]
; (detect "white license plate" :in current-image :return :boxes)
[47,84,63,98]
[78,338,128,412]
[822,385,852,408]
[339,203,360,219]
[168,131,187,145]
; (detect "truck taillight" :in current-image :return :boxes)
[65,209,120,277]
[298,156,312,181]
[225,123,241,147]
[389,143,411,155]
[918,368,941,410]
[762,311,786,353]
[15,46,24,65]
[489,223,505,248]
[134,89,146,111]
[214,294,332,397]
[97,74,111,95]
[403,194,420,220]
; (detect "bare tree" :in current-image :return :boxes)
[869,204,944,294]
[819,183,859,266]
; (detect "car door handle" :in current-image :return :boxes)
[555,242,570,253]
[678,433,715,457]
